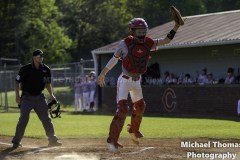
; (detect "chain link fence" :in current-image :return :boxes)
[0,60,94,112]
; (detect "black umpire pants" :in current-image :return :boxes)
[12,93,58,144]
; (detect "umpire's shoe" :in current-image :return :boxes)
[48,140,62,147]
[12,141,22,148]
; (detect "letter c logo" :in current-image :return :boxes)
[162,88,177,112]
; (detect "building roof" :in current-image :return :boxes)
[92,10,240,54]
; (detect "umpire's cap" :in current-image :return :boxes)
[33,49,44,57]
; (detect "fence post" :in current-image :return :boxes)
[64,64,67,87]
[80,59,84,76]
[0,91,2,108]
[4,63,9,112]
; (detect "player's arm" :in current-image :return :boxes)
[46,83,57,101]
[154,6,184,47]
[15,81,21,104]
[155,23,180,47]
[45,69,57,101]
[15,68,23,104]
[98,44,122,87]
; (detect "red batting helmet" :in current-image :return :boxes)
[128,18,148,30]
[128,18,148,43]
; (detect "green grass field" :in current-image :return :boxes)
[1,113,240,139]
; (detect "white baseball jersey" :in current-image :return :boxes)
[114,38,163,103]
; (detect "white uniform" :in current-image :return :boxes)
[183,78,194,84]
[197,74,207,85]
[224,76,235,84]
[74,82,82,111]
[89,79,96,103]
[114,39,160,103]
[81,81,90,111]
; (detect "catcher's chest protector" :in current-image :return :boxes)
[123,36,154,74]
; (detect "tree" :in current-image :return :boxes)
[0,0,72,64]
[57,0,131,60]
[204,0,240,13]
[126,0,206,28]
[1,0,239,64]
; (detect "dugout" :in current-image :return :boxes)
[92,10,240,116]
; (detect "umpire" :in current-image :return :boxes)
[12,49,61,148]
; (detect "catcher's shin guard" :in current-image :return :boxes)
[129,99,146,134]
[107,100,129,144]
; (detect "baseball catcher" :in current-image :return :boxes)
[98,6,184,153]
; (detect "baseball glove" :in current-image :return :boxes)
[48,99,61,118]
[170,5,184,26]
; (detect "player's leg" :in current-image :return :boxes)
[82,92,88,112]
[77,94,81,111]
[86,91,90,110]
[12,95,32,148]
[34,94,61,146]
[128,80,145,145]
[107,75,129,152]
[74,93,79,111]
[89,90,95,112]
[79,93,83,111]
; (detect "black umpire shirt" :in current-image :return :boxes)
[16,63,51,96]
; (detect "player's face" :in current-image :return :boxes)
[33,55,43,64]
[134,28,147,37]
[133,28,147,43]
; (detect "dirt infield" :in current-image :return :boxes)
[1,136,240,160]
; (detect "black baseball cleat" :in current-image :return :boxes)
[12,142,22,148]
[48,141,62,147]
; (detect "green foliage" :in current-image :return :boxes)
[126,0,206,28]
[0,0,239,63]
[205,0,240,12]
[0,0,72,64]
[57,0,131,60]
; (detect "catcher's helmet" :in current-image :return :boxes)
[128,18,148,30]
[128,18,148,43]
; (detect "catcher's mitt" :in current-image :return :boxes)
[170,5,184,26]
[48,99,61,118]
